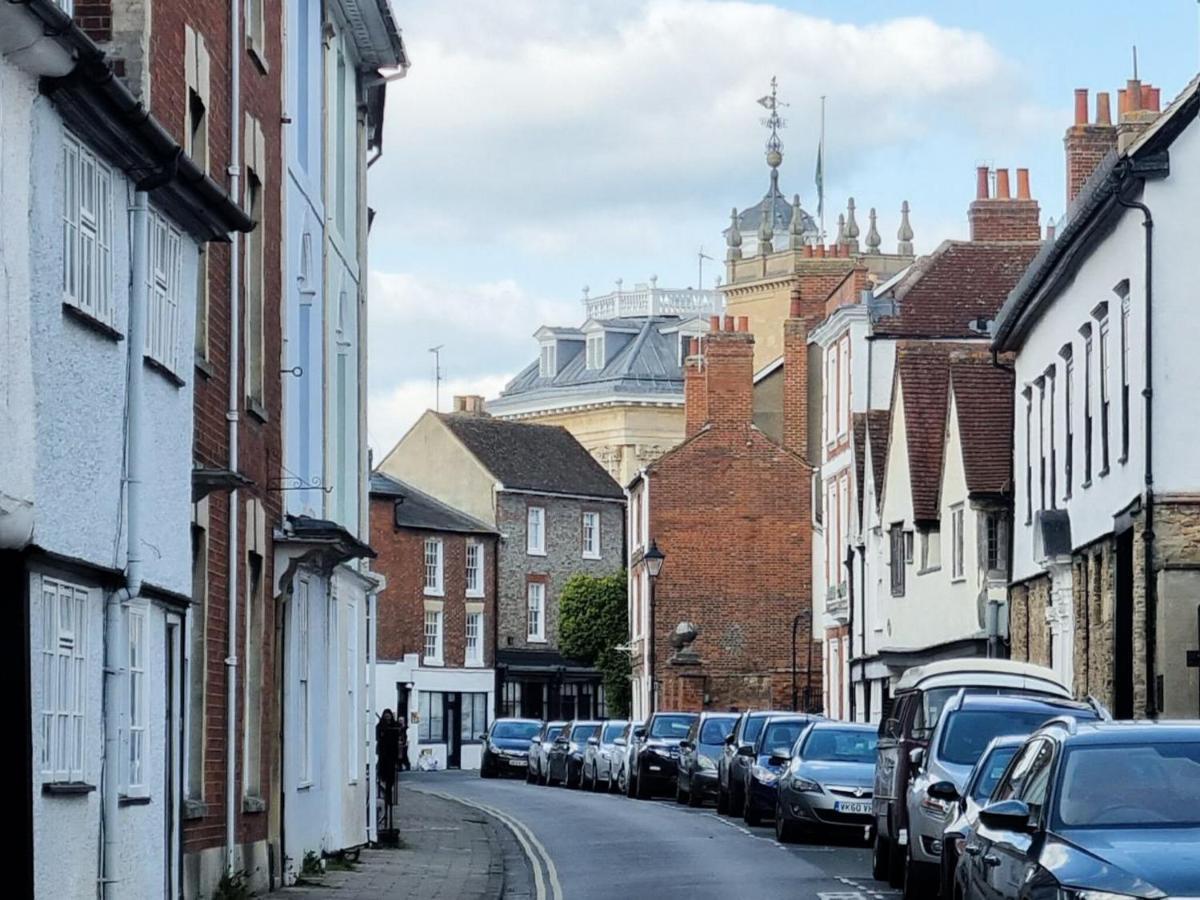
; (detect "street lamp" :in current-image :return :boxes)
[643,540,665,713]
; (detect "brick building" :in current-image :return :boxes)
[627,305,820,717]
[369,473,499,770]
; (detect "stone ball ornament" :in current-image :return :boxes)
[670,621,699,651]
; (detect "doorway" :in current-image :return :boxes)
[445,693,462,769]
[1115,531,1134,718]
[165,615,183,899]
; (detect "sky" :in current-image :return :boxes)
[365,0,1200,455]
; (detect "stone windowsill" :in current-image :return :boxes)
[119,793,152,806]
[243,794,266,814]
[62,302,123,342]
[42,781,97,796]
[183,798,208,820]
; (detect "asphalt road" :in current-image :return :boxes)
[402,770,897,900]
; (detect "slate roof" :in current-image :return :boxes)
[874,241,1042,338]
[369,472,497,534]
[438,413,624,500]
[893,344,959,522]
[949,361,1015,496]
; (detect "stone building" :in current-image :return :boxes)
[377,404,626,720]
[369,474,498,771]
[996,77,1200,719]
[487,282,721,485]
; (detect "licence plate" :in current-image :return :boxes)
[509,759,527,767]
[834,800,872,815]
[648,765,662,772]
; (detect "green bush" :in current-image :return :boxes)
[558,571,631,717]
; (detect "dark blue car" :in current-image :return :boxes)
[480,718,542,778]
[740,714,818,825]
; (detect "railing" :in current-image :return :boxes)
[583,285,724,321]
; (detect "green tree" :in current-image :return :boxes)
[558,571,631,717]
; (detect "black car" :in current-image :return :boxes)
[740,714,817,826]
[546,720,601,787]
[955,720,1200,900]
[718,709,789,816]
[480,718,542,778]
[629,711,698,799]
[676,712,739,807]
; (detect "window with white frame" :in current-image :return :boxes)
[1119,286,1131,462]
[185,26,211,360]
[539,343,556,377]
[838,334,851,440]
[1062,347,1074,500]
[527,507,545,555]
[423,538,444,595]
[246,0,267,66]
[951,504,965,580]
[62,133,114,327]
[146,212,183,371]
[1098,315,1111,474]
[128,607,148,791]
[244,114,266,408]
[527,583,545,641]
[1082,325,1094,483]
[423,609,443,664]
[1024,387,1033,521]
[465,612,483,666]
[465,540,484,597]
[920,526,941,571]
[346,602,357,781]
[1036,376,1046,511]
[297,579,311,784]
[586,334,605,369]
[582,511,601,559]
[41,577,88,783]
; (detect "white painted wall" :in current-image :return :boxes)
[877,384,916,648]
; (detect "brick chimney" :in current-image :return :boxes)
[1064,88,1118,206]
[703,316,755,429]
[452,395,487,414]
[968,166,1041,242]
[683,337,707,437]
[782,285,809,460]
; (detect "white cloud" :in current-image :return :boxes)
[369,373,512,459]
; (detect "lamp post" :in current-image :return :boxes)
[643,540,665,714]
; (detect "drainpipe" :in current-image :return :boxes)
[225,0,243,873]
[365,572,384,844]
[101,190,150,899]
[844,546,855,722]
[1115,184,1155,717]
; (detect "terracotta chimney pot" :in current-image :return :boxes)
[709,315,721,332]
[815,245,826,258]
[736,316,749,332]
[995,168,1011,200]
[975,165,989,200]
[803,245,813,258]
[789,285,803,318]
[689,337,700,356]
[723,314,735,332]
[1118,88,1128,115]
[1073,88,1089,125]
[1016,168,1031,200]
[1096,91,1112,125]
[1146,86,1161,112]
[1126,79,1142,113]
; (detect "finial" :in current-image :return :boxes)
[758,196,774,256]
[650,274,658,287]
[789,194,805,250]
[714,275,722,288]
[835,213,847,248]
[897,201,914,255]
[616,278,623,293]
[582,285,590,300]
[726,207,743,262]
[844,198,860,253]
[866,208,881,253]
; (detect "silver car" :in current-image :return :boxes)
[526,720,567,785]
[582,720,628,792]
[775,721,877,844]
[616,720,644,795]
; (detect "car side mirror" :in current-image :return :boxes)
[768,750,790,767]
[724,732,737,746]
[909,747,925,768]
[633,728,646,740]
[531,737,542,745]
[927,781,959,802]
[737,745,756,758]
[587,736,600,747]
[979,799,1034,833]
[679,739,691,749]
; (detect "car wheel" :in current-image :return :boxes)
[742,784,761,826]
[687,783,702,808]
[675,777,688,805]
[624,765,635,798]
[871,831,890,881]
[887,829,905,888]
[902,844,933,900]
[636,765,651,800]
[775,801,798,843]
[716,783,728,815]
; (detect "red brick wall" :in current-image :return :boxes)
[369,497,498,668]
[73,2,113,42]
[782,311,808,460]
[683,342,706,438]
[968,199,1041,242]
[704,326,754,428]
[147,2,285,857]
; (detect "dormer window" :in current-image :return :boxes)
[539,343,556,378]
[586,334,605,370]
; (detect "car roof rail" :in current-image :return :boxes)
[1039,715,1079,735]
[1085,695,1113,722]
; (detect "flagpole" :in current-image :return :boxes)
[819,95,826,243]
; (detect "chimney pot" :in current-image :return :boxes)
[736,316,749,332]
[723,314,735,332]
[995,168,1011,200]
[803,244,813,258]
[1016,168,1031,200]
[828,243,838,257]
[789,284,803,318]
[1146,85,1161,112]
[1126,79,1143,113]
[1118,88,1128,115]
[1074,88,1089,125]
[815,244,826,258]
[689,337,700,357]
[975,165,990,200]
[1096,91,1112,125]
[709,315,721,332]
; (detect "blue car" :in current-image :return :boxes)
[740,714,818,826]
[480,718,542,778]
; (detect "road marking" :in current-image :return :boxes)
[410,787,564,900]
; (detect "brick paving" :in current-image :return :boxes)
[280,785,529,899]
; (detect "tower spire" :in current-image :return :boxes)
[758,76,788,195]
[897,200,914,255]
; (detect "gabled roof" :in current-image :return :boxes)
[949,361,1015,496]
[874,241,1041,338]
[853,410,891,517]
[437,414,624,500]
[893,344,960,522]
[369,472,498,534]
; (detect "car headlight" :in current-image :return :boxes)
[569,742,579,754]
[793,777,823,794]
[751,765,778,784]
[698,755,716,771]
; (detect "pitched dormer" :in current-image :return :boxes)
[580,319,639,371]
[533,326,584,378]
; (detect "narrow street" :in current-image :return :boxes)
[403,771,894,900]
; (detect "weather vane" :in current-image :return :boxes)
[757,75,788,162]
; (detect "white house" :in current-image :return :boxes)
[0,4,251,898]
[995,75,1200,719]
[274,0,408,879]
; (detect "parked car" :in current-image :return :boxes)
[629,711,698,799]
[718,710,789,816]
[546,720,601,787]
[872,659,1071,887]
[676,712,739,807]
[583,719,629,792]
[740,714,816,826]
[938,734,1024,899]
[617,720,644,796]
[527,720,566,785]
[774,721,878,844]
[954,720,1200,900]
[902,693,1100,899]
[480,718,542,778]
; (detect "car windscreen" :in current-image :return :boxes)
[571,724,599,742]
[743,715,768,744]
[649,715,696,739]
[801,729,877,764]
[545,726,564,742]
[1056,742,1200,828]
[493,721,541,741]
[602,723,625,742]
[970,746,1019,802]
[761,721,806,754]
[699,717,736,747]
[938,711,1071,766]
